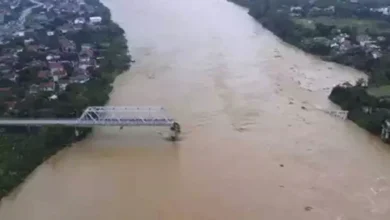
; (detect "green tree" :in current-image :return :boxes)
[315,23,335,37]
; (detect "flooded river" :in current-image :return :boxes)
[1,0,390,219]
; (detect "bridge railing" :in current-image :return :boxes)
[0,106,176,127]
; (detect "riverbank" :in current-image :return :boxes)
[0,0,131,198]
[229,0,390,142]
[2,0,390,219]
[227,0,252,8]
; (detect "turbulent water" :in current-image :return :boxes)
[1,0,390,219]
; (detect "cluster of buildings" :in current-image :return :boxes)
[27,41,97,93]
[0,0,105,38]
[330,33,383,58]
[288,5,335,17]
[280,1,390,59]
[302,29,384,59]
[287,0,390,18]
[0,0,109,112]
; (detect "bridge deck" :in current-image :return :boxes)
[0,118,175,127]
[0,106,177,127]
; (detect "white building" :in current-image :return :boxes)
[372,51,382,59]
[14,31,25,37]
[59,80,69,91]
[290,6,302,12]
[324,6,335,13]
[49,95,58,100]
[370,7,390,15]
[70,75,90,84]
[381,120,390,142]
[74,17,86,24]
[89,16,102,24]
[24,38,34,44]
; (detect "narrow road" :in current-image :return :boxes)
[18,0,44,27]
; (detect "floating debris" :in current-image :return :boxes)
[304,206,313,211]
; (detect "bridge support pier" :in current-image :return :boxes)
[170,122,181,141]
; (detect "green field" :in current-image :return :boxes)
[367,85,390,98]
[293,17,390,33]
[293,18,316,29]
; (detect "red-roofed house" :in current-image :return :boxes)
[48,62,67,80]
[0,87,11,92]
[48,62,64,73]
[59,37,76,52]
[52,69,67,80]
[78,59,95,70]
[79,51,93,62]
[37,70,50,79]
[40,82,55,92]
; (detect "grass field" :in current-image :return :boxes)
[367,85,390,98]
[293,17,390,33]
[293,18,316,29]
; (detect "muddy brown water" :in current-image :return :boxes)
[1,0,390,219]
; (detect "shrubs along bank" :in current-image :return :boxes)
[229,0,390,142]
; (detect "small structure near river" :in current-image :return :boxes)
[381,120,390,142]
